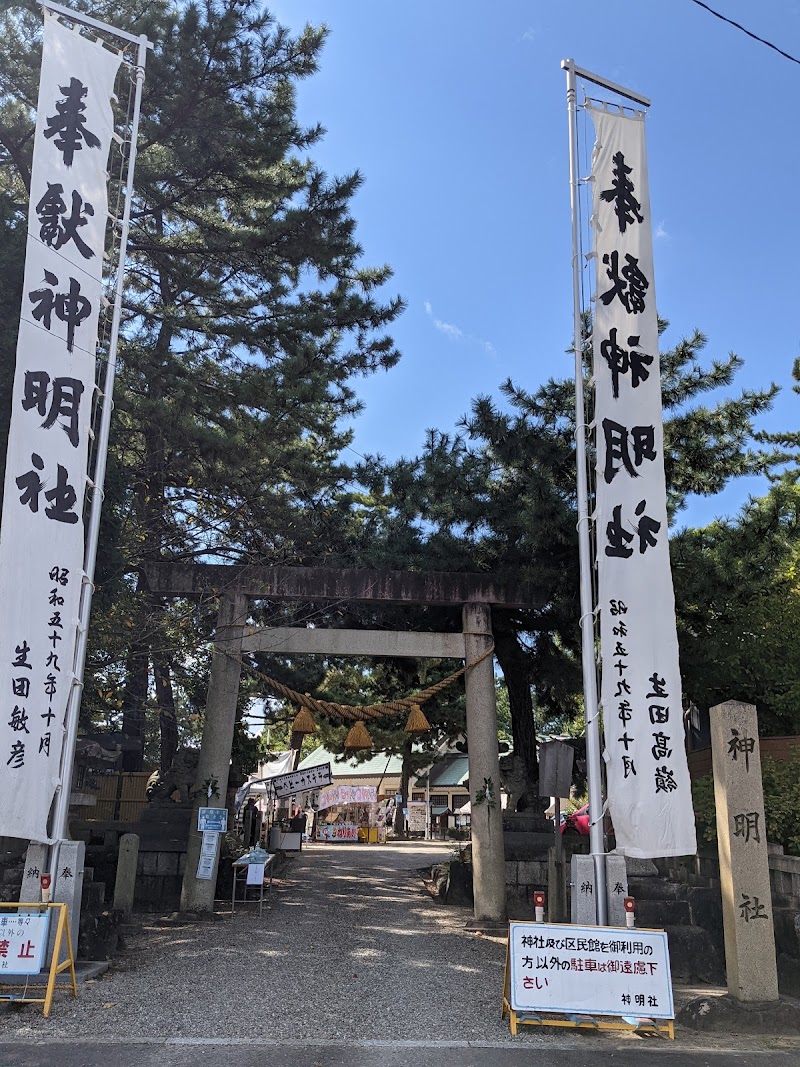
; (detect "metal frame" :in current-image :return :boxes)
[560,59,649,924]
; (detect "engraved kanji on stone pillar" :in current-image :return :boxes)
[710,700,778,1003]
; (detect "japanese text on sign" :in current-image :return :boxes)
[508,922,674,1020]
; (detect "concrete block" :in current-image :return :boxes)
[517,861,545,886]
[504,862,518,886]
[20,843,48,903]
[140,851,159,876]
[113,834,139,918]
[157,852,178,876]
[571,855,597,924]
[626,858,658,878]
[605,854,629,927]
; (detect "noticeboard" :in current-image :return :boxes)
[197,807,228,833]
[0,910,50,975]
[407,802,428,833]
[507,921,674,1021]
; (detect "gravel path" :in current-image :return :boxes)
[0,842,520,1041]
[2,843,797,1052]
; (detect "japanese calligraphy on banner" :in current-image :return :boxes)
[587,104,696,858]
[271,762,332,799]
[0,13,121,842]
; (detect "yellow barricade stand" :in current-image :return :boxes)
[0,902,77,1017]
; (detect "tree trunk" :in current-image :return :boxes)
[153,650,178,772]
[120,638,149,771]
[493,623,542,812]
[396,738,413,839]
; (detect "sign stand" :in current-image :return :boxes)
[0,903,77,1017]
[501,923,674,1040]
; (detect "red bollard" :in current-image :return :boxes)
[624,895,636,928]
[533,890,546,923]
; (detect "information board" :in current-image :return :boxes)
[508,921,673,1020]
[0,910,50,975]
[196,830,219,880]
[198,807,228,833]
[407,802,428,833]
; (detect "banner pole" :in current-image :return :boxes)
[562,57,607,925]
[51,31,150,851]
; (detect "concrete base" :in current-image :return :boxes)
[677,991,800,1034]
[0,960,109,987]
[464,918,507,935]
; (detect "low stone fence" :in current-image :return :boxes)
[768,849,800,906]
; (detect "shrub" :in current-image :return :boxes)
[692,755,800,856]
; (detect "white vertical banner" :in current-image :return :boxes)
[0,13,121,841]
[588,103,696,858]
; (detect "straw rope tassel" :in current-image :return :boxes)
[291,705,317,734]
[344,720,373,750]
[404,703,430,734]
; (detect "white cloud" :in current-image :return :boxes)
[522,28,538,43]
[424,300,496,358]
[655,220,669,240]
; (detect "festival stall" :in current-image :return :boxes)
[315,784,380,842]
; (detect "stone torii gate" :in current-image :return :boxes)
[144,564,541,927]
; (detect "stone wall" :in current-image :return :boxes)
[136,847,187,910]
[659,847,800,996]
[505,858,548,917]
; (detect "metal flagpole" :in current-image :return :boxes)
[561,58,650,926]
[46,4,153,859]
[562,57,607,926]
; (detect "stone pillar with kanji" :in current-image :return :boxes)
[710,700,779,1003]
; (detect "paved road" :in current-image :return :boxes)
[0,842,796,1063]
[0,1039,796,1067]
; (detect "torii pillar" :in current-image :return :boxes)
[464,602,507,927]
[180,592,247,912]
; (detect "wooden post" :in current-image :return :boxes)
[180,593,247,912]
[710,700,779,1003]
[463,602,507,927]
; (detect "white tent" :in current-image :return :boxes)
[235,751,294,810]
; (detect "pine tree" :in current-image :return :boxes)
[357,325,787,805]
[0,1,404,768]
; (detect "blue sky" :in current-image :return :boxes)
[271,1,799,529]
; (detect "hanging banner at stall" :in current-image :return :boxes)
[271,762,332,799]
[317,823,359,842]
[0,13,121,843]
[317,785,377,811]
[588,103,695,858]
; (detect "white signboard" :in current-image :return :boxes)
[407,802,428,833]
[0,911,51,975]
[196,831,219,881]
[272,762,332,799]
[587,104,696,858]
[0,13,121,842]
[508,921,673,1020]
